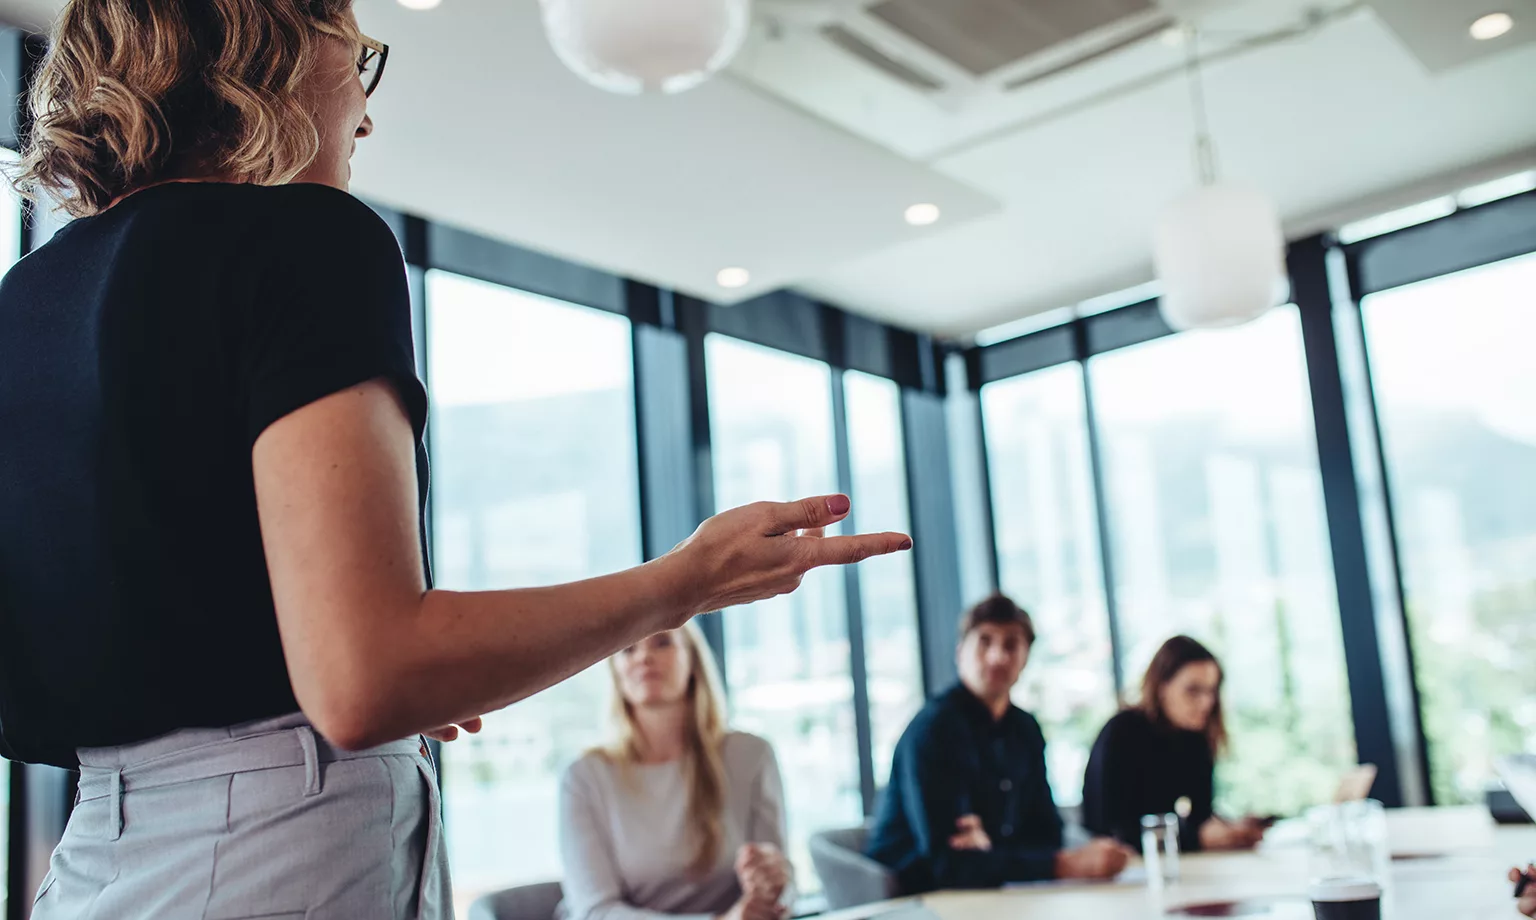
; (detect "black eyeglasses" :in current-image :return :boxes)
[358,34,389,98]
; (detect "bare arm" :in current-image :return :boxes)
[253,380,909,749]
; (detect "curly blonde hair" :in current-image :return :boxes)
[16,0,359,217]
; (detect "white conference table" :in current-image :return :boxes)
[823,807,1534,919]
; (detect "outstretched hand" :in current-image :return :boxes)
[665,494,911,617]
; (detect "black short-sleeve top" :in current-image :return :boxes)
[0,183,430,767]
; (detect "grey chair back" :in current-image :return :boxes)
[1059,803,1091,848]
[467,881,565,920]
[809,825,900,911]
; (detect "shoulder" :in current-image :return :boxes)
[254,184,402,265]
[1095,709,1153,746]
[164,183,403,290]
[721,731,777,770]
[1104,708,1152,736]
[561,748,619,795]
[899,692,967,751]
[1008,707,1048,746]
[147,183,398,246]
[243,182,391,227]
[718,731,774,758]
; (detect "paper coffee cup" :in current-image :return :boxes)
[1309,878,1382,920]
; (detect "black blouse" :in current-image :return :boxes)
[0,183,429,767]
[1081,709,1215,853]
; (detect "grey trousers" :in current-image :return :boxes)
[31,713,452,920]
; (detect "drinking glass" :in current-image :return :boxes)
[1142,812,1182,888]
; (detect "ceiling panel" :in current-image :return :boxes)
[1367,0,1536,72]
[867,0,1156,75]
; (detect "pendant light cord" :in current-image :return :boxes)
[1183,26,1219,186]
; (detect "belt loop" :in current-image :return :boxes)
[108,768,123,840]
[297,725,322,797]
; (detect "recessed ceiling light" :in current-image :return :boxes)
[1470,12,1514,40]
[905,203,941,226]
[398,0,442,9]
[716,267,751,289]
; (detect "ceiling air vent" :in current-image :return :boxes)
[820,22,948,91]
[1000,15,1174,91]
[866,0,1162,76]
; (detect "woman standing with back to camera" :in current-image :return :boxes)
[0,1,910,917]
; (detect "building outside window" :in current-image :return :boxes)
[1361,252,1536,804]
[425,271,643,913]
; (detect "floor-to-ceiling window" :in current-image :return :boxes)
[1088,308,1356,817]
[1361,252,1536,805]
[980,365,1117,806]
[705,335,859,886]
[843,371,923,787]
[425,271,643,913]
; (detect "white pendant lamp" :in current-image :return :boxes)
[540,0,752,95]
[1153,29,1287,332]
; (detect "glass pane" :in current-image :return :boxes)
[843,371,922,788]
[1089,308,1356,817]
[705,335,858,888]
[1361,252,1536,804]
[980,364,1116,806]
[426,271,643,913]
[0,148,17,920]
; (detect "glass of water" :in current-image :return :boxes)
[1141,812,1182,888]
[1306,799,1390,887]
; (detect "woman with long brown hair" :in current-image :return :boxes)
[558,624,793,920]
[1081,636,1266,853]
[0,1,907,916]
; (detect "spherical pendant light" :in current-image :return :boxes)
[540,0,752,95]
[1153,181,1288,331]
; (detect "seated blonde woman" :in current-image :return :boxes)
[558,624,794,920]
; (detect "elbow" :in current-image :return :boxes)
[291,649,404,751]
[301,685,395,751]
[281,595,432,750]
[928,853,971,891]
[308,702,393,752]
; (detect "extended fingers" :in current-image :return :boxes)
[764,494,851,535]
[802,532,912,568]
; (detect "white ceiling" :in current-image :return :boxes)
[3,0,1534,338]
[798,2,1536,335]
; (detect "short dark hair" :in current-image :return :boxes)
[958,593,1036,646]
